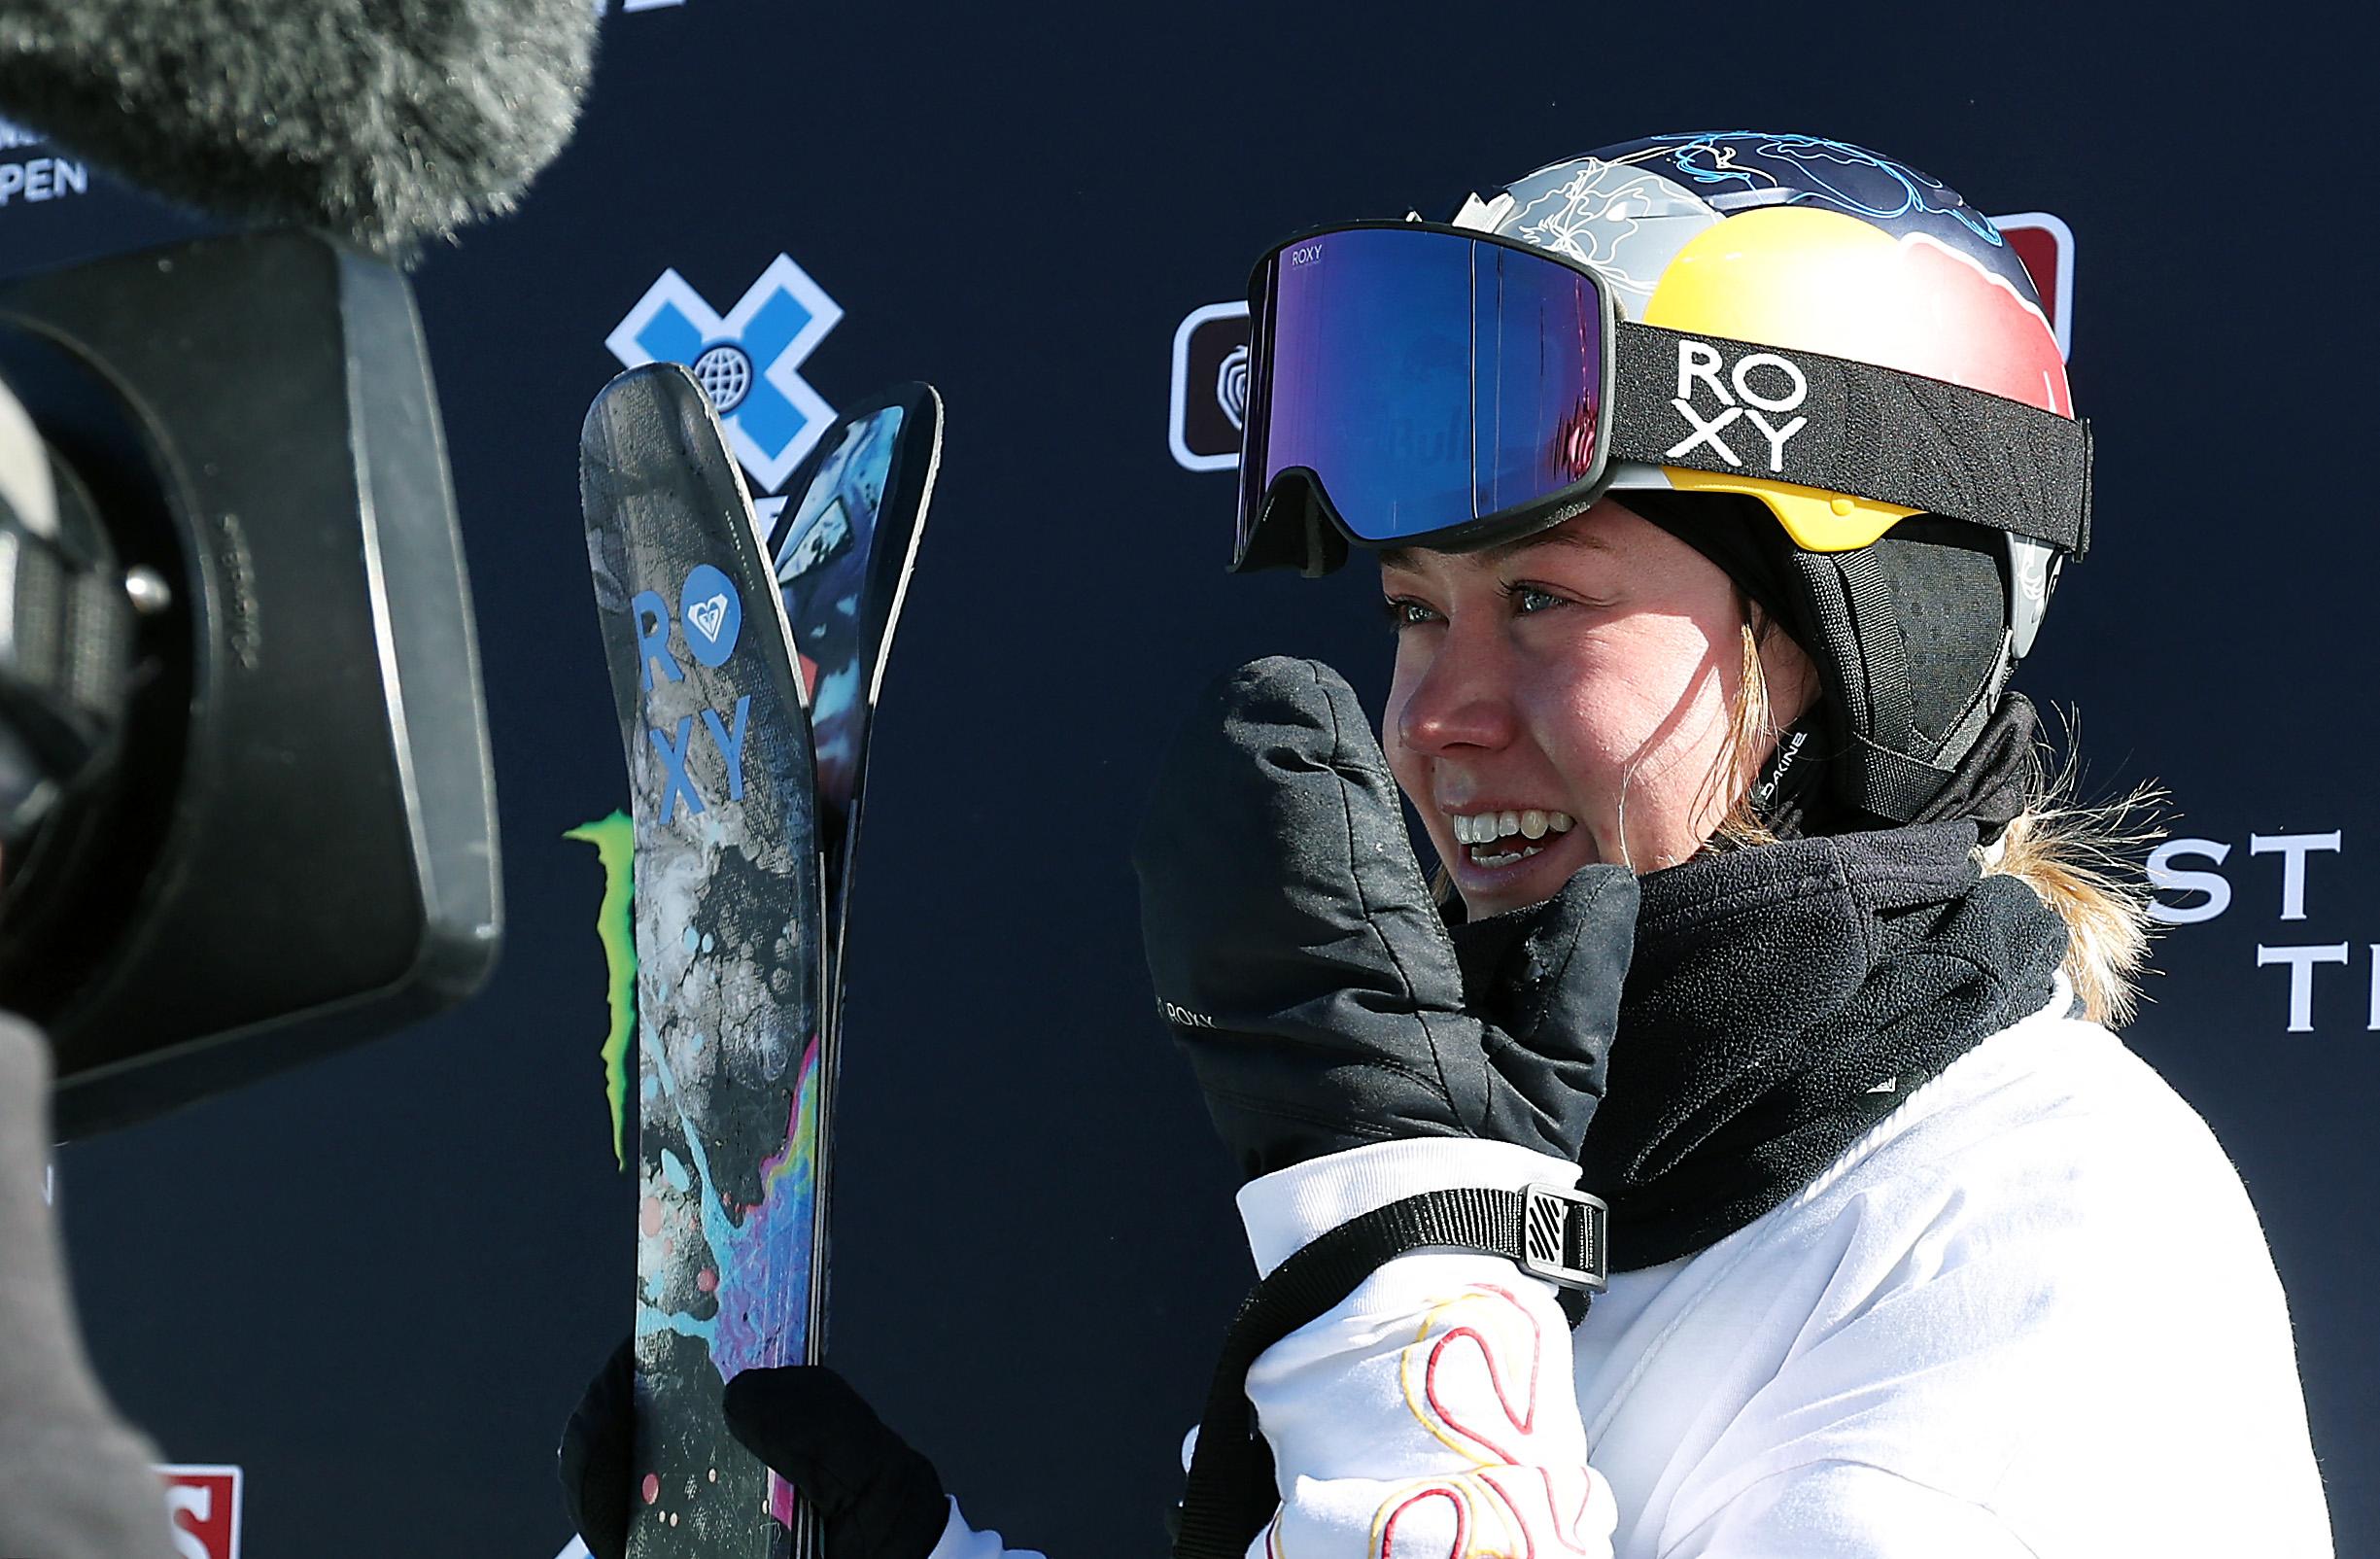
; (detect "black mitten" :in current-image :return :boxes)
[722,1367,949,1559]
[556,1346,948,1559]
[1132,656,1637,1180]
[555,1338,636,1559]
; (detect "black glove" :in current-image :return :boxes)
[557,1341,948,1559]
[556,1338,636,1559]
[722,1367,949,1559]
[1132,656,1638,1181]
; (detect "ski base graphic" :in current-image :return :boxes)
[582,364,826,1559]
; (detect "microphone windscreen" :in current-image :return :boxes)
[0,0,599,260]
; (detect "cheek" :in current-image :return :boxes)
[1528,617,1736,779]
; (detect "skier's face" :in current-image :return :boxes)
[1380,498,1815,916]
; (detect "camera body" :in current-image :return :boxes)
[0,228,500,1136]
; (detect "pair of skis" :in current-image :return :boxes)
[578,364,942,1559]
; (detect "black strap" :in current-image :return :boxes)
[1611,323,2091,556]
[1783,546,1963,825]
[1833,549,1959,821]
[1835,548,1916,756]
[1171,1184,1606,1559]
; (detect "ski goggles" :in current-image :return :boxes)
[1230,221,2093,574]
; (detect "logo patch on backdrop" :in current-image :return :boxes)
[1165,213,2072,472]
[158,1465,243,1559]
[607,255,844,493]
[0,114,91,210]
[1168,301,1254,470]
[1993,213,2075,362]
[1216,344,1251,432]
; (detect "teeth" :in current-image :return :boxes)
[1451,812,1575,847]
[1449,808,1576,847]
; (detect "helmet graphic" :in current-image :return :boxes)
[1465,131,2084,827]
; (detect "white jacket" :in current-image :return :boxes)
[934,981,2331,1557]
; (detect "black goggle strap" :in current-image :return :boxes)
[1608,322,2089,556]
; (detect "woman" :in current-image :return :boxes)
[1128,131,2333,1558]
[563,132,2331,1559]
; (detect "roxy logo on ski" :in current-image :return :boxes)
[645,698,751,822]
[1665,338,1810,474]
[629,565,753,822]
[663,564,742,670]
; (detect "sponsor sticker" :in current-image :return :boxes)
[158,1465,242,1559]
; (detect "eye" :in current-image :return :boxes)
[1382,596,1442,630]
[1501,581,1568,614]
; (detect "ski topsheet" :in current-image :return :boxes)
[761,385,942,1363]
[582,364,827,1559]
[581,367,944,1559]
[767,384,942,918]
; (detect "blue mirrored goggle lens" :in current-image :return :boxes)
[1238,227,1604,559]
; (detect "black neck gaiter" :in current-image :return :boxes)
[1578,820,2069,1271]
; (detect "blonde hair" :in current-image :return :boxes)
[1982,763,2163,1028]
[1706,602,2159,1027]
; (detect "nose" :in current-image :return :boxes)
[1394,618,1517,758]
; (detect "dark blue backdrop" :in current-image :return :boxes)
[4,4,2369,1554]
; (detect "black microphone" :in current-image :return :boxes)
[0,0,599,257]
[0,0,601,1134]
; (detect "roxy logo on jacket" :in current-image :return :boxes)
[630,563,753,823]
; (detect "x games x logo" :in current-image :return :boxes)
[606,255,844,493]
